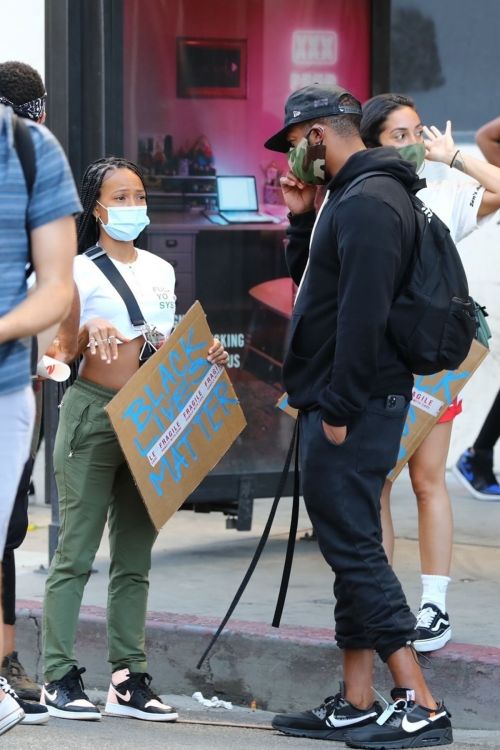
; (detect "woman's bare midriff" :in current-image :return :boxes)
[79,335,145,391]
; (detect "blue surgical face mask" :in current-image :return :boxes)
[97,202,150,241]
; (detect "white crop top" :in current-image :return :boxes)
[74,248,176,341]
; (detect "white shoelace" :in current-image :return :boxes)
[416,606,436,629]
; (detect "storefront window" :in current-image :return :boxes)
[123,0,372,488]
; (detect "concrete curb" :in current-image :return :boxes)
[16,599,500,730]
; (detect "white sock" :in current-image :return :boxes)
[420,574,451,612]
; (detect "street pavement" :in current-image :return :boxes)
[2,696,500,749]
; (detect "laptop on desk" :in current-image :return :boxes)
[216,175,280,224]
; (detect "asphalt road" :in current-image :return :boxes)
[2,719,500,750]
[1,695,499,750]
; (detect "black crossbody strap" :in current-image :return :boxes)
[272,421,300,628]
[196,419,299,670]
[85,245,146,327]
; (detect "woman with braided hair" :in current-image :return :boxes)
[40,157,229,722]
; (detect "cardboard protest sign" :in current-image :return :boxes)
[388,339,488,481]
[106,301,247,530]
[276,340,488,481]
[276,392,298,420]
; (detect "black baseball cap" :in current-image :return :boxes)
[264,83,362,153]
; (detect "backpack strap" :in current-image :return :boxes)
[13,115,36,274]
[13,115,38,374]
[85,245,146,327]
[338,170,395,204]
[13,114,36,195]
[196,418,300,669]
[12,115,36,198]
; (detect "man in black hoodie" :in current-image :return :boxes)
[265,84,452,749]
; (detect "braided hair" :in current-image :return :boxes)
[78,156,147,254]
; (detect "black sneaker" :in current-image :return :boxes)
[0,676,48,725]
[345,688,453,749]
[413,603,451,653]
[104,669,178,721]
[454,448,500,500]
[40,666,101,720]
[272,685,382,740]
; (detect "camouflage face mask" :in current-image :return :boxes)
[288,132,327,185]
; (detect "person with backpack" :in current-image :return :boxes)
[39,156,229,723]
[0,83,80,733]
[265,83,453,749]
[360,93,500,652]
[0,60,51,713]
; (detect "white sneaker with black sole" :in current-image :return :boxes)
[414,602,451,652]
[0,692,24,736]
[40,666,101,720]
[0,676,48,725]
[105,669,178,721]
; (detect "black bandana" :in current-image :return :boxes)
[0,93,46,121]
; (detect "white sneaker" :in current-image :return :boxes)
[0,692,24,736]
[0,676,48,725]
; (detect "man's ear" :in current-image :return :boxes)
[307,125,326,144]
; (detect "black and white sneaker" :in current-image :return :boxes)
[345,688,452,749]
[0,676,48,725]
[104,669,178,721]
[272,684,382,740]
[40,666,101,720]
[414,603,451,652]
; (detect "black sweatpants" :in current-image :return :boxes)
[299,397,417,662]
[474,387,500,452]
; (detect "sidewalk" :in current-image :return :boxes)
[14,458,500,730]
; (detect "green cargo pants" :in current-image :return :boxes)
[43,378,157,682]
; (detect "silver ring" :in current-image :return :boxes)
[95,339,103,345]
[108,335,116,343]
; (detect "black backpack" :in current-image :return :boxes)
[340,171,478,375]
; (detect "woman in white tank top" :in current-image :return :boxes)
[40,157,228,723]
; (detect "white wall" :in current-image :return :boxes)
[0,0,44,78]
